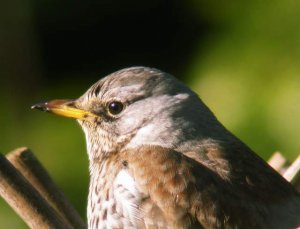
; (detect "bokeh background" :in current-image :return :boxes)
[1,0,300,227]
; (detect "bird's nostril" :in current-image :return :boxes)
[66,101,75,108]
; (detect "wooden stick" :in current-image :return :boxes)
[283,155,300,186]
[268,152,287,174]
[6,147,86,229]
[268,152,300,191]
[0,153,71,229]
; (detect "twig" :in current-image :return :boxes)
[268,152,300,192]
[268,152,287,174]
[283,155,300,185]
[6,147,86,229]
[0,153,71,229]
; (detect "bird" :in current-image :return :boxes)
[32,67,300,229]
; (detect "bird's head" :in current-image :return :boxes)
[32,67,222,161]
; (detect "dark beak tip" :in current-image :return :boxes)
[31,102,48,111]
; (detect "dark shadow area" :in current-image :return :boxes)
[34,0,212,81]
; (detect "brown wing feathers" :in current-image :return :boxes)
[122,145,300,229]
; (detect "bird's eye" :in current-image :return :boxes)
[107,101,124,115]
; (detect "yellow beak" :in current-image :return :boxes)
[31,99,97,120]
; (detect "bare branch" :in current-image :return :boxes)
[6,147,86,229]
[268,152,287,174]
[0,153,71,229]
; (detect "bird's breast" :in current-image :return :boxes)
[88,168,144,229]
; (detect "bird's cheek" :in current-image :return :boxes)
[118,115,145,134]
[122,116,137,127]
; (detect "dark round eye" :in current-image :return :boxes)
[107,101,124,115]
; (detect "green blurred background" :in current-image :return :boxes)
[1,0,300,227]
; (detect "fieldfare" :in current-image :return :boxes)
[32,67,300,229]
